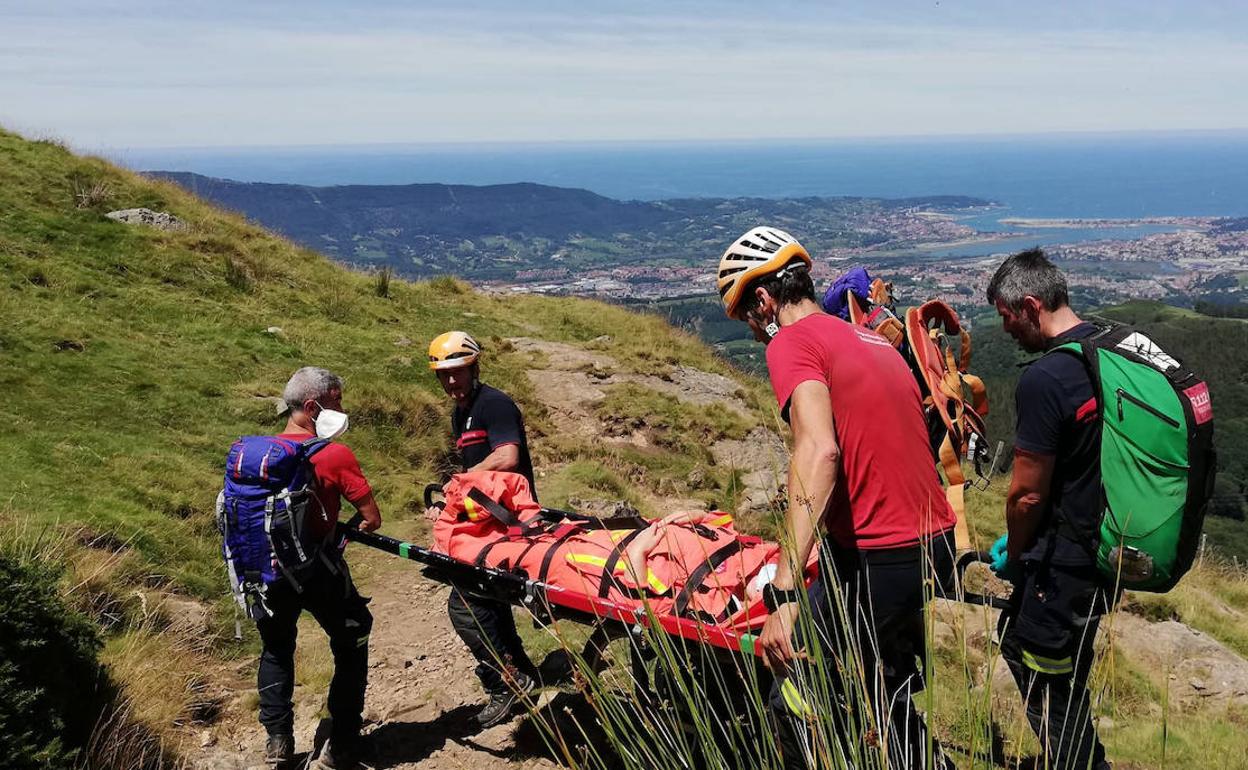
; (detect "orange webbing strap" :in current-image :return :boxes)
[874,314,905,348]
[937,332,968,414]
[868,278,895,308]
[963,373,989,417]
[905,308,947,408]
[904,299,990,553]
[908,311,961,440]
[939,433,973,551]
[915,300,962,335]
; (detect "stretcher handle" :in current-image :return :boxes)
[953,550,1013,611]
[424,483,445,511]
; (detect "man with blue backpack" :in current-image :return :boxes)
[986,249,1214,770]
[219,366,382,769]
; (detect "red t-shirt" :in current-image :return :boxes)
[765,313,956,550]
[277,433,372,538]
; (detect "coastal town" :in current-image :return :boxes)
[485,215,1248,316]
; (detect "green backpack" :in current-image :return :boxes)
[1052,323,1216,592]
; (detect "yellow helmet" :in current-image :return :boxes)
[427,331,482,370]
[717,226,811,319]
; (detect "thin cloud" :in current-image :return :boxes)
[0,0,1244,147]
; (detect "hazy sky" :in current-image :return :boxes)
[2,0,1245,149]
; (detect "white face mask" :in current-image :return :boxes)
[313,404,349,440]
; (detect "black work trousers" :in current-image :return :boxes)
[254,562,373,740]
[999,562,1113,770]
[447,586,538,694]
[769,529,955,770]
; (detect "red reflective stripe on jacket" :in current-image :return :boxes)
[1075,397,1098,424]
[457,430,489,449]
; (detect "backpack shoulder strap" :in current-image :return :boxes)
[1034,326,1117,572]
[1041,321,1119,393]
[299,436,330,455]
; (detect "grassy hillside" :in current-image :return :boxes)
[9,128,1248,769]
[0,128,779,761]
[1,128,775,593]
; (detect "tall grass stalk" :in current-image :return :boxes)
[375,265,394,298]
[494,527,1185,770]
[502,540,977,770]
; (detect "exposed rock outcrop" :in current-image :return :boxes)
[105,207,186,231]
[1111,613,1248,707]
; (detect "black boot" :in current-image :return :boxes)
[264,733,294,767]
[316,733,363,770]
[475,671,535,728]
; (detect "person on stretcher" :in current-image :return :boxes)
[431,470,812,630]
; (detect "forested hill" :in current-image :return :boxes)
[148,171,991,279]
[150,171,670,239]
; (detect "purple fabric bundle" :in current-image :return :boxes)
[821,266,873,320]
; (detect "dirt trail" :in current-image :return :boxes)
[191,542,566,770]
[510,337,786,516]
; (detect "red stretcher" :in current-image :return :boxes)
[337,472,1008,669]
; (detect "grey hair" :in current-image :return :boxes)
[283,366,344,411]
[985,247,1070,312]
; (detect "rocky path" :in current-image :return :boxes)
[508,337,788,517]
[191,541,568,770]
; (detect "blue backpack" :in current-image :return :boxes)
[216,435,336,618]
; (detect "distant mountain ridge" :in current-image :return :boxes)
[149,172,670,239]
[148,171,993,279]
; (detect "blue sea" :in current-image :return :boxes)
[114,131,1248,249]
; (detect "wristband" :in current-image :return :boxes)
[762,583,804,613]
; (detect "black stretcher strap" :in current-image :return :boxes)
[597,528,649,599]
[466,487,519,527]
[673,540,744,617]
[424,483,445,510]
[474,536,508,567]
[538,524,584,584]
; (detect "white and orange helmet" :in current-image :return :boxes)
[427,331,482,370]
[717,226,811,319]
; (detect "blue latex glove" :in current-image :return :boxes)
[988,534,1018,581]
[989,534,1009,573]
[989,534,1021,583]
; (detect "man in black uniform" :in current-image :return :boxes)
[425,330,540,727]
[987,249,1114,770]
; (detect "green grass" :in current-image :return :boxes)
[0,127,782,754]
[0,127,768,601]
[595,382,754,458]
[9,127,1248,769]
[538,461,646,512]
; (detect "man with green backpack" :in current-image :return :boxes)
[986,249,1214,770]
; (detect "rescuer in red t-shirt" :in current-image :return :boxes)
[716,227,955,770]
[257,366,382,770]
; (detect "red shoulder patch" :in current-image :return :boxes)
[1075,397,1098,424]
[1183,382,1213,425]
